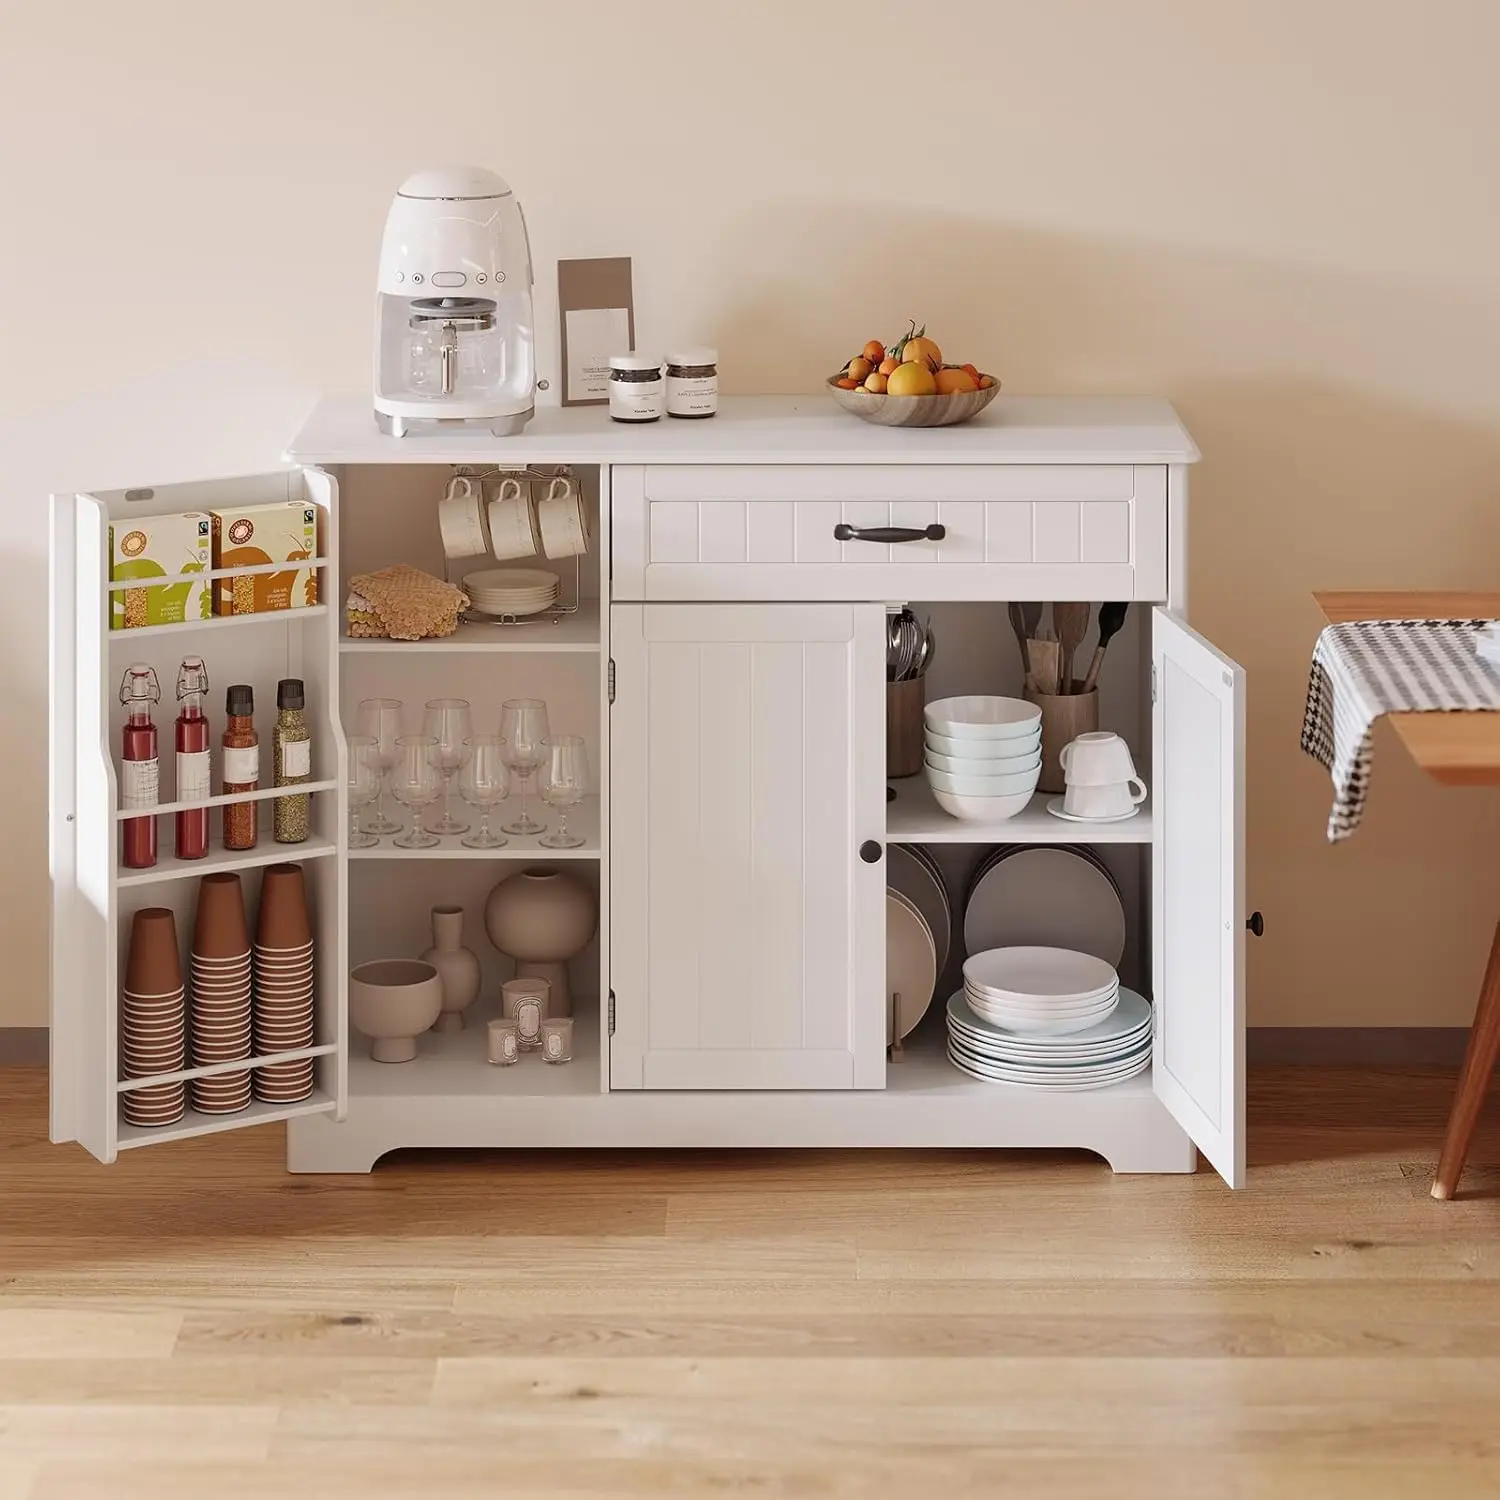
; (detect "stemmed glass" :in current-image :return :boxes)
[389,735,442,849]
[499,698,550,836]
[355,697,403,835]
[422,697,473,835]
[345,734,381,849]
[539,734,589,849]
[459,734,510,849]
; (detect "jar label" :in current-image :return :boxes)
[609,378,665,421]
[283,739,311,778]
[666,375,718,416]
[121,756,158,809]
[177,749,211,802]
[223,745,259,784]
[517,997,542,1040]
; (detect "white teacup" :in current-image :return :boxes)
[437,475,490,559]
[486,478,541,561]
[1060,731,1139,787]
[536,477,589,559]
[1063,778,1148,819]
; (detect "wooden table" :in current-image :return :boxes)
[1315,591,1500,1197]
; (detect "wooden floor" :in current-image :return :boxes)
[2,1067,1499,1498]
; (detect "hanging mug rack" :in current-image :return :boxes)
[439,464,588,627]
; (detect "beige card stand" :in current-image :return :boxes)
[558,258,635,407]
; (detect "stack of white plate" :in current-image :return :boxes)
[946,985,1152,1089]
[463,567,559,618]
[962,946,1119,1035]
[922,696,1042,822]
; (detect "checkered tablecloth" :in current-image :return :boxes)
[1301,620,1500,841]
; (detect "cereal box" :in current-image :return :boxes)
[108,511,212,630]
[211,501,319,616]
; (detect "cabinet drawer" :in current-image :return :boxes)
[612,464,1167,602]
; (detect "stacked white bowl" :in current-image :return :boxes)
[923,695,1043,821]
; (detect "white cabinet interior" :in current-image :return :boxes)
[50,396,1243,1184]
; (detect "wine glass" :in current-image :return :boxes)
[539,734,589,849]
[389,735,441,849]
[355,697,403,835]
[345,734,381,849]
[499,698,550,836]
[458,734,510,849]
[422,697,473,835]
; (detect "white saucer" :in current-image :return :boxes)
[1045,798,1140,824]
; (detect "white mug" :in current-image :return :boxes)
[1060,731,1138,788]
[536,475,589,559]
[486,477,540,561]
[437,475,489,559]
[1063,778,1148,819]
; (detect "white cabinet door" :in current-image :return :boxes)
[1151,608,1246,1187]
[610,602,887,1090]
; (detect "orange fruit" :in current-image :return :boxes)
[878,357,899,376]
[863,371,888,393]
[835,377,860,390]
[962,363,982,385]
[934,367,978,395]
[862,339,885,364]
[887,361,937,397]
[902,335,942,371]
[848,356,872,383]
[978,374,996,389]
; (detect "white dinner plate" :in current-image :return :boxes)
[948,986,1150,1048]
[886,889,938,1043]
[963,946,1117,1001]
[963,848,1126,967]
[463,567,559,592]
[945,1046,1150,1090]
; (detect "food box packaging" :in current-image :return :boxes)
[109,511,213,630]
[211,501,319,616]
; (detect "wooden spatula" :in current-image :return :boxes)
[1053,602,1091,695]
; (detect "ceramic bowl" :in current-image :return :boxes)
[924,730,1041,763]
[924,696,1041,740]
[826,374,1001,427]
[926,764,1041,797]
[348,959,442,1064]
[924,748,1042,777]
[930,786,1035,823]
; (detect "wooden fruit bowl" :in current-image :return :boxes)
[826,374,1001,428]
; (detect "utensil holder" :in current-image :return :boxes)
[886,677,925,779]
[1023,683,1099,793]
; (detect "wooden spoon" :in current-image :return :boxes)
[1081,602,1129,694]
[1053,602,1091,695]
[1007,602,1037,692]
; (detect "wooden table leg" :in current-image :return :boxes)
[1432,916,1500,1199]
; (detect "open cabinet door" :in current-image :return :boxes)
[1151,608,1246,1187]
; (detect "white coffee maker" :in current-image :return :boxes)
[373,166,536,437]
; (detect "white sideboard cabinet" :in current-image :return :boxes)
[50,395,1247,1185]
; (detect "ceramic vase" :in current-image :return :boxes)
[484,868,597,1016]
[420,904,481,1033]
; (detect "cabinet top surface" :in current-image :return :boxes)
[287,394,1199,468]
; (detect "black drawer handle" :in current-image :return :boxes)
[833,523,946,544]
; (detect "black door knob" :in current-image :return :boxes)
[859,840,883,864]
[1246,912,1264,937]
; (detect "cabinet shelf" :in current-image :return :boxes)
[340,600,601,654]
[115,1089,336,1151]
[886,778,1153,845]
[108,604,329,643]
[116,834,339,887]
[347,796,600,861]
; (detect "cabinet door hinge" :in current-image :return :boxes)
[608,658,616,705]
[1150,662,1158,704]
[607,990,616,1035]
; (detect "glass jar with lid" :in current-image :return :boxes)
[665,348,718,419]
[608,354,665,423]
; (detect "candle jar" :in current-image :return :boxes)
[501,976,550,1051]
[486,1017,520,1066]
[541,1016,574,1064]
[608,354,664,423]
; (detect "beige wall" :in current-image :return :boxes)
[3,0,1499,1029]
